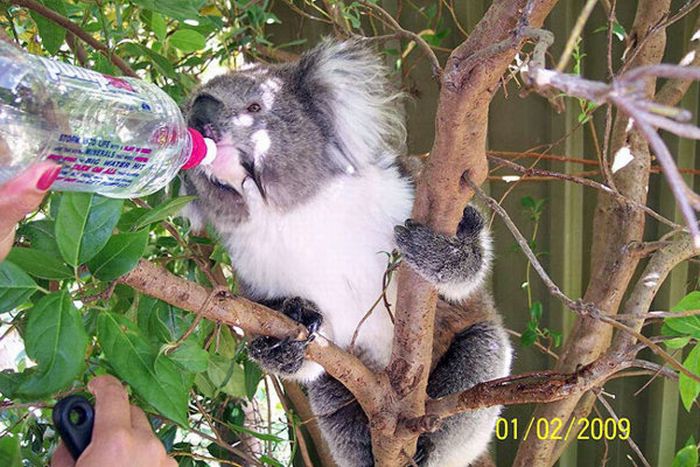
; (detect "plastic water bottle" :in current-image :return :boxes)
[0,41,216,198]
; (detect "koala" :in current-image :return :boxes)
[182,39,512,467]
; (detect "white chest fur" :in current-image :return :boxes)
[217,166,413,369]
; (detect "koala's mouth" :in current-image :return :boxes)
[202,123,221,142]
[203,148,267,201]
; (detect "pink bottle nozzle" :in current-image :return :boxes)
[182,128,215,170]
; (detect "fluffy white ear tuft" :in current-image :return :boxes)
[297,39,406,172]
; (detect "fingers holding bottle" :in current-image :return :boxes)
[0,162,61,260]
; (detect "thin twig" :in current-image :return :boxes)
[488,155,680,229]
[358,0,442,79]
[467,177,700,384]
[8,0,137,77]
[595,391,651,467]
[612,95,700,247]
[555,0,598,72]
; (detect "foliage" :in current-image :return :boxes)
[663,291,700,412]
[518,196,562,350]
[0,1,300,464]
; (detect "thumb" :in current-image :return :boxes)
[51,442,75,467]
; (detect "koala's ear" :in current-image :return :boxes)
[293,39,405,172]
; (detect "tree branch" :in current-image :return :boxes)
[612,234,699,352]
[522,29,700,245]
[421,349,633,424]
[488,155,680,229]
[381,0,560,463]
[515,2,673,463]
[7,0,137,77]
[119,260,387,415]
[656,14,700,106]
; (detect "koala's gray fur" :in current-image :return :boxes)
[182,39,512,467]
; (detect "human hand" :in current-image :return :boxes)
[51,375,176,467]
[0,162,61,261]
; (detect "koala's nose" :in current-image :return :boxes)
[188,94,224,139]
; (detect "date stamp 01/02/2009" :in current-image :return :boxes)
[494,417,631,441]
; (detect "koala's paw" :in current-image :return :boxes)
[248,297,322,376]
[394,206,486,287]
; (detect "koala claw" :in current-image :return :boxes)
[267,336,292,350]
[457,205,485,240]
[412,437,435,466]
[248,297,323,376]
[404,218,419,229]
[282,297,323,337]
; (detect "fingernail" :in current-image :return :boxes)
[36,166,61,191]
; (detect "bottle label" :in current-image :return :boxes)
[48,132,158,191]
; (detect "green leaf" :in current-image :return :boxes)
[666,337,692,349]
[55,193,123,266]
[132,196,197,230]
[117,207,149,232]
[549,329,563,347]
[210,244,231,266]
[520,196,536,210]
[20,219,60,255]
[665,291,700,339]
[207,354,245,398]
[30,0,67,54]
[131,0,202,20]
[19,292,88,397]
[215,326,239,359]
[138,297,175,342]
[87,230,149,281]
[167,341,209,373]
[194,372,216,398]
[135,43,177,79]
[0,261,39,313]
[679,344,700,411]
[612,22,626,41]
[529,302,543,322]
[674,291,700,311]
[6,248,72,280]
[97,312,190,425]
[673,443,699,467]
[151,12,167,40]
[228,423,285,443]
[244,358,262,400]
[0,371,22,399]
[0,436,21,467]
[170,30,206,53]
[521,328,537,347]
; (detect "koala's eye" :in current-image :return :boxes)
[247,102,262,113]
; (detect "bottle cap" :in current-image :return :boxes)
[182,128,217,170]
